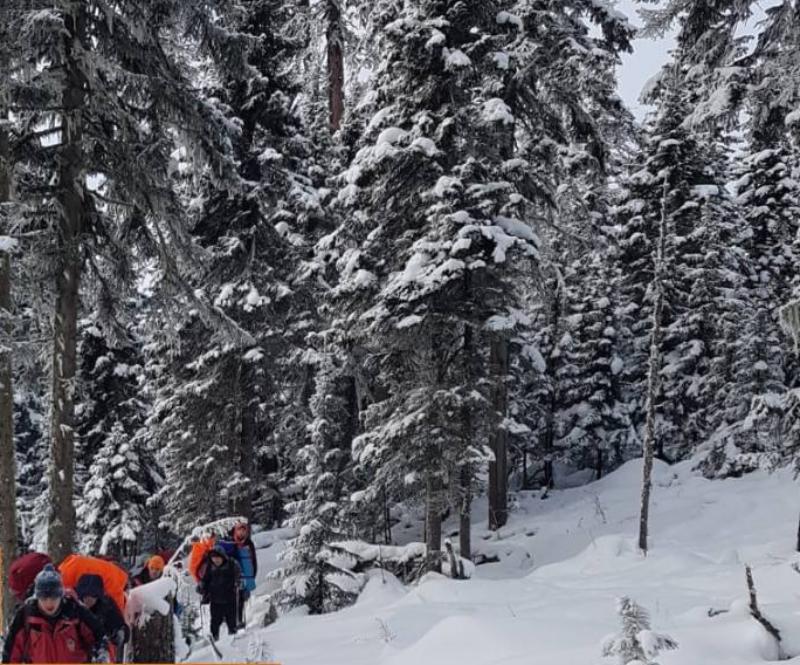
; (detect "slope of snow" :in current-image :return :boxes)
[189,460,800,664]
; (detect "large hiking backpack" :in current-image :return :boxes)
[188,538,215,582]
[8,552,52,603]
[59,554,129,616]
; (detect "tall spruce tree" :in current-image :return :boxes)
[5,0,240,560]
[150,0,324,534]
[332,0,632,572]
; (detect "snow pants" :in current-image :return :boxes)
[210,602,237,640]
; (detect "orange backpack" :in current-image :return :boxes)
[58,554,129,615]
[189,537,216,581]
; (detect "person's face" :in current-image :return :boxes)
[210,554,224,567]
[149,568,163,579]
[38,597,61,616]
[82,595,98,609]
[234,525,248,540]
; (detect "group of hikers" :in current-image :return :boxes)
[0,520,258,663]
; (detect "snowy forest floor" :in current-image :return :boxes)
[191,461,800,664]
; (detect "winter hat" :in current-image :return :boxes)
[211,545,227,558]
[233,522,249,543]
[34,564,64,599]
[147,555,165,573]
[75,574,104,600]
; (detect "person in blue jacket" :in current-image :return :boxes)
[228,521,257,628]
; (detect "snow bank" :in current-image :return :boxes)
[188,463,800,665]
[126,577,176,625]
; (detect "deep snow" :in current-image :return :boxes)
[188,459,800,664]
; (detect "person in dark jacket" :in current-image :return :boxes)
[197,545,241,640]
[229,521,257,628]
[2,564,107,664]
[75,574,129,663]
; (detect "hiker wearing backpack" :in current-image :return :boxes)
[75,574,129,663]
[197,545,241,641]
[2,565,108,663]
[229,521,257,628]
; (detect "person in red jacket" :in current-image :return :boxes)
[2,564,107,664]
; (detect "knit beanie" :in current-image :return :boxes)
[34,564,64,599]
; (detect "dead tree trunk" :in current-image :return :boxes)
[745,565,783,657]
[47,9,87,562]
[0,75,19,629]
[326,0,345,132]
[639,179,668,555]
[489,335,509,530]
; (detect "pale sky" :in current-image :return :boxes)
[614,0,774,119]
[615,0,673,119]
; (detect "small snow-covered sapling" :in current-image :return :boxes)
[601,596,677,665]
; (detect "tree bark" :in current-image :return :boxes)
[0,75,19,629]
[130,594,176,663]
[47,8,87,563]
[488,335,509,530]
[425,471,442,573]
[639,179,668,555]
[459,463,471,560]
[326,0,345,132]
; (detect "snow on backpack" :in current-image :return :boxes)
[58,554,129,615]
[8,552,52,603]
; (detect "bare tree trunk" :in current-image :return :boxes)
[543,284,563,490]
[459,316,472,559]
[326,0,345,132]
[47,9,86,562]
[639,179,668,555]
[0,82,19,629]
[425,471,442,573]
[488,335,509,530]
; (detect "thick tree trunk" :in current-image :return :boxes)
[130,595,176,663]
[425,471,442,573]
[326,0,345,132]
[47,10,86,563]
[488,335,509,530]
[0,89,18,629]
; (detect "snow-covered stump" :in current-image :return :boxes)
[127,577,179,663]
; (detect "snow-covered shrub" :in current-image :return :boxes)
[601,597,677,665]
